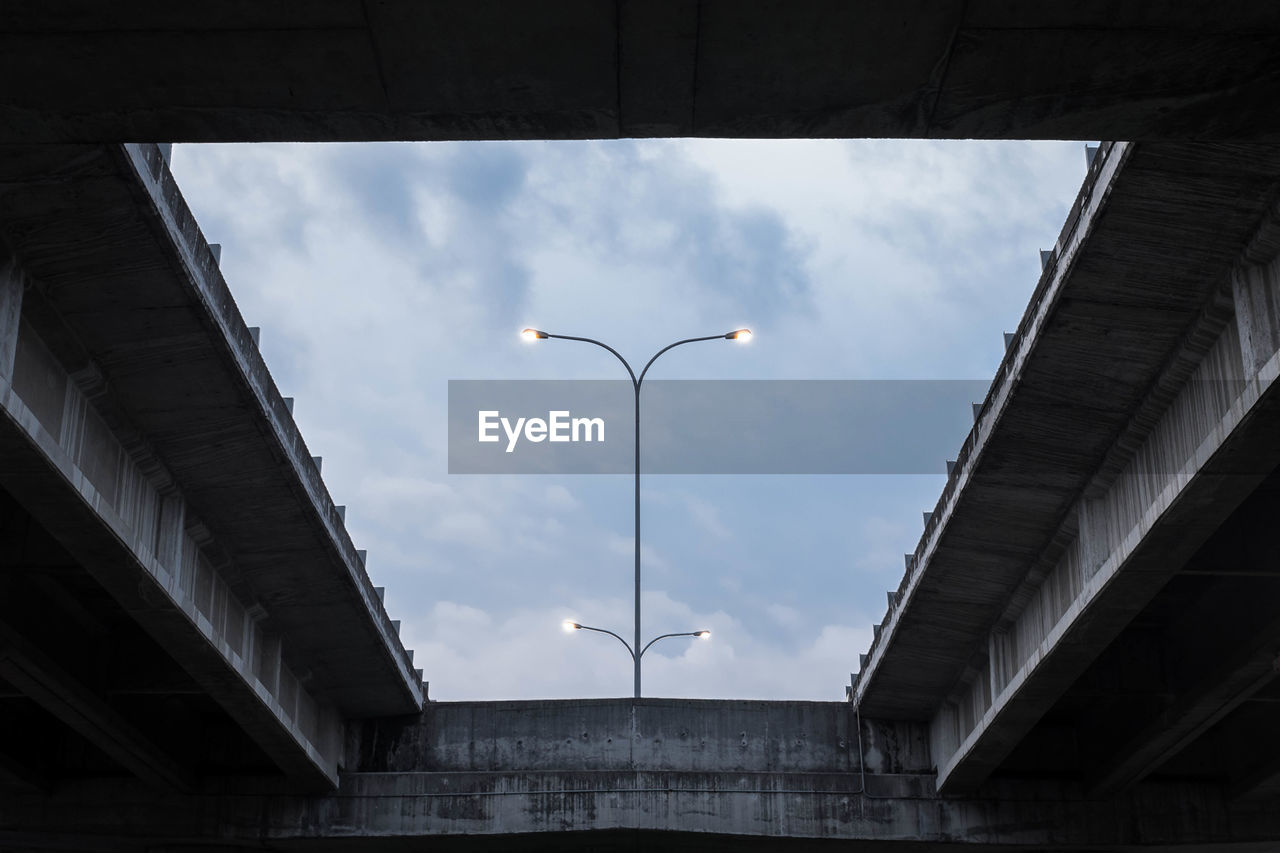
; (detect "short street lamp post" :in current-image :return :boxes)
[524,328,752,698]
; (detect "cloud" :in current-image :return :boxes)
[170,138,1087,700]
[401,591,872,701]
[543,484,580,511]
[606,534,668,571]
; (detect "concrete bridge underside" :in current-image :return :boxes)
[3,2,1280,143]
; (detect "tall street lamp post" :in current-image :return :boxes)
[523,327,752,698]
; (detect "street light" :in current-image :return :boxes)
[526,327,751,698]
[562,620,711,675]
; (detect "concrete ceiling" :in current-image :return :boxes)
[3,1,1280,142]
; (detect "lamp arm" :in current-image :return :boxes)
[637,335,731,388]
[577,624,636,661]
[638,631,704,660]
[544,333,638,388]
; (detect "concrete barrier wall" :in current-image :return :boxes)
[348,699,932,776]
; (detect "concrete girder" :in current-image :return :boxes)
[855,142,1280,723]
[930,174,1280,794]
[1088,617,1280,798]
[0,375,341,790]
[112,144,420,719]
[0,621,192,792]
[1,3,1280,142]
[0,142,430,788]
[0,237,342,789]
[0,750,49,795]
[851,141,1136,720]
[1229,737,1280,802]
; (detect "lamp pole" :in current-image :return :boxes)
[524,328,752,697]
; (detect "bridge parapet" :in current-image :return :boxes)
[6,699,1280,850]
[349,699,929,776]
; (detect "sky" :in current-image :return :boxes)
[171,138,1089,701]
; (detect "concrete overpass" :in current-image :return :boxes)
[2,2,1280,143]
[5,2,1280,845]
[2,137,1280,848]
[851,139,1280,804]
[0,143,422,796]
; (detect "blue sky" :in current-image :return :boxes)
[172,139,1088,700]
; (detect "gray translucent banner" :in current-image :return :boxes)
[448,380,991,474]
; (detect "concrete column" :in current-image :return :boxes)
[1076,498,1109,579]
[1233,215,1280,378]
[0,243,24,382]
[155,494,186,569]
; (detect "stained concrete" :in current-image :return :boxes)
[5,699,1280,851]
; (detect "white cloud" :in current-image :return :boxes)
[543,484,580,511]
[606,534,668,571]
[682,493,731,540]
[401,591,871,701]
[171,139,1085,700]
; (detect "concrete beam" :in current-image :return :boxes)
[0,142,422,767]
[852,142,1135,720]
[1088,616,1280,798]
[0,751,49,795]
[115,143,420,719]
[0,347,342,790]
[0,241,22,382]
[0,244,343,789]
[0,621,192,792]
[1,4,1280,142]
[855,143,1280,726]
[1230,737,1280,802]
[932,189,1280,794]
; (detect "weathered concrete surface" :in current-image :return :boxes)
[0,143,420,788]
[854,141,1280,717]
[2,2,1280,142]
[349,699,927,775]
[0,143,421,718]
[851,139,1280,797]
[4,699,1280,851]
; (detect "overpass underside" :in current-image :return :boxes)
[1,2,1279,142]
